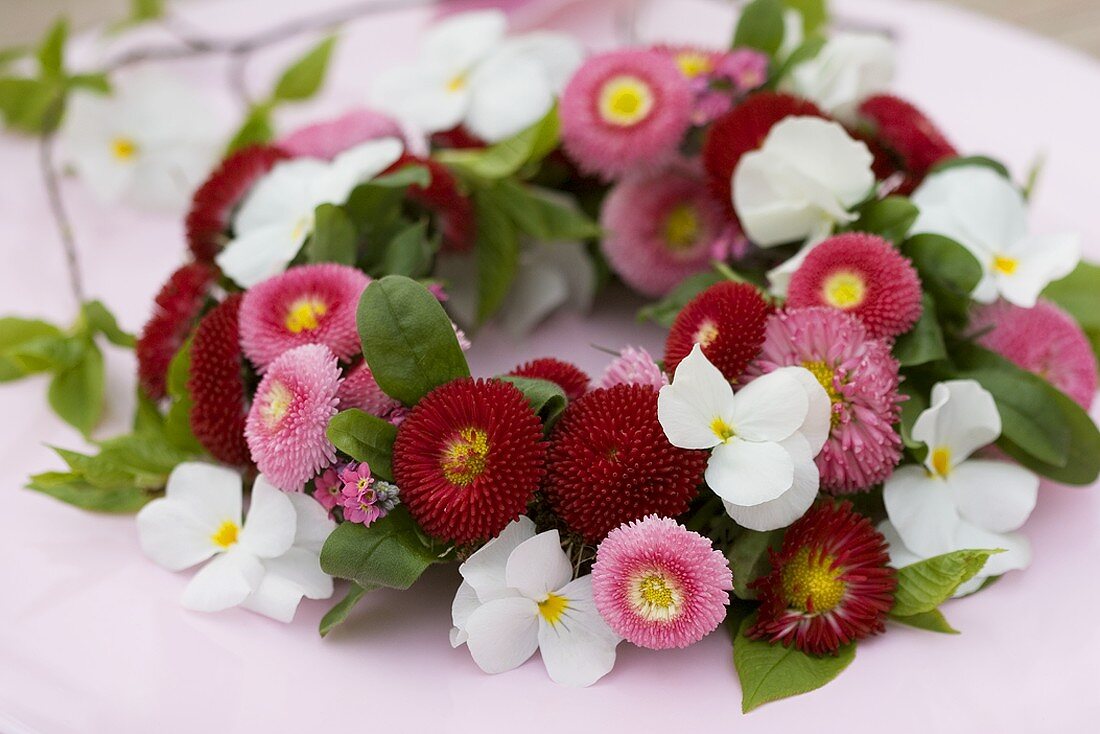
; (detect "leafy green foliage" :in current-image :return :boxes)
[929,155,1011,180]
[26,471,153,513]
[900,234,982,325]
[36,19,68,80]
[81,300,135,347]
[638,270,724,327]
[326,409,397,481]
[849,196,920,243]
[726,527,783,600]
[319,582,377,637]
[273,36,338,101]
[380,220,438,279]
[356,276,470,405]
[732,614,856,712]
[487,180,600,241]
[782,0,828,34]
[320,508,447,590]
[1042,260,1100,360]
[892,294,946,366]
[498,376,567,430]
[0,317,64,381]
[890,549,999,617]
[891,608,959,634]
[732,0,786,56]
[226,104,275,154]
[471,187,520,323]
[435,105,560,179]
[305,204,357,266]
[48,339,104,438]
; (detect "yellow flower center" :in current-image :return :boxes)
[801,360,842,426]
[211,520,239,549]
[538,592,569,626]
[822,271,866,309]
[628,570,684,621]
[992,254,1018,275]
[261,380,294,428]
[284,297,328,334]
[930,446,952,478]
[598,75,654,126]
[674,51,714,78]
[447,72,468,93]
[441,427,490,486]
[111,136,139,161]
[711,417,735,442]
[663,204,700,250]
[693,320,719,349]
[781,547,846,614]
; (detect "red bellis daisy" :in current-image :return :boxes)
[857,95,957,194]
[664,280,770,383]
[136,262,215,399]
[507,358,590,402]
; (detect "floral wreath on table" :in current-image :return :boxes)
[2,0,1099,709]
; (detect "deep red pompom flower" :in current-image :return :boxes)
[185,145,290,262]
[187,294,252,466]
[749,501,897,655]
[508,358,590,401]
[136,262,215,399]
[857,95,957,193]
[544,384,708,543]
[786,233,923,339]
[664,281,770,383]
[393,378,547,544]
[386,153,476,252]
[702,92,825,217]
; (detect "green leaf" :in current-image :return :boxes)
[26,471,151,513]
[370,165,432,189]
[726,527,783,600]
[489,180,600,241]
[1042,260,1100,360]
[0,77,63,134]
[320,508,443,590]
[379,220,437,279]
[782,0,828,34]
[771,36,825,82]
[272,36,337,102]
[901,234,982,324]
[850,196,920,243]
[82,300,135,347]
[929,155,1011,180]
[897,379,929,452]
[326,409,397,481]
[891,548,999,616]
[305,204,357,266]
[435,105,560,179]
[472,188,520,323]
[638,271,724,327]
[0,316,64,381]
[67,73,110,94]
[227,105,274,154]
[497,376,567,430]
[319,582,377,637]
[48,339,104,437]
[732,0,786,56]
[129,0,165,23]
[164,339,203,453]
[37,19,68,79]
[357,276,470,405]
[893,294,946,366]
[890,608,959,634]
[732,614,856,712]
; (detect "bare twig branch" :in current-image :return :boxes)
[39,131,85,306]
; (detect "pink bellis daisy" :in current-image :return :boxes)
[239,263,370,370]
[279,108,403,160]
[560,48,693,179]
[245,344,342,491]
[592,515,733,650]
[600,346,668,390]
[747,307,904,494]
[337,361,404,419]
[970,299,1097,409]
[600,162,729,297]
[338,462,400,526]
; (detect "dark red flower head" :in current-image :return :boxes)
[544,384,708,543]
[856,95,957,194]
[393,378,547,544]
[387,153,476,252]
[664,281,770,383]
[136,262,215,399]
[749,501,897,655]
[508,358,590,402]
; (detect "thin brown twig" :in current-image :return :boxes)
[39,131,85,306]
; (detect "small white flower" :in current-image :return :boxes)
[733,116,875,248]
[657,345,832,531]
[910,166,1079,307]
[781,32,895,121]
[215,137,404,287]
[370,10,583,142]
[882,380,1038,591]
[136,463,335,621]
[451,518,620,687]
[60,70,222,210]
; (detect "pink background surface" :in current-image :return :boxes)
[1,0,1099,731]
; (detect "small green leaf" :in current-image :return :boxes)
[732,614,856,712]
[48,339,104,437]
[435,105,559,179]
[380,220,437,279]
[497,376,566,430]
[901,234,982,324]
[892,294,945,366]
[273,36,337,102]
[129,0,165,23]
[849,196,920,243]
[472,188,520,323]
[890,608,959,634]
[490,180,600,241]
[732,0,786,56]
[0,77,63,134]
[1042,260,1100,361]
[371,164,432,189]
[227,105,274,154]
[26,471,151,513]
[320,508,443,590]
[82,300,135,347]
[306,204,357,266]
[770,36,826,83]
[357,276,470,405]
[326,409,397,481]
[726,527,783,600]
[891,548,999,616]
[67,73,110,94]
[164,339,203,453]
[638,271,724,328]
[37,19,68,79]
[0,316,65,380]
[782,0,828,34]
[319,582,377,637]
[929,155,1011,180]
[897,379,929,452]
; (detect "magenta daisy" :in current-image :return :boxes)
[313,465,344,513]
[600,346,668,390]
[337,361,403,419]
[970,299,1097,409]
[592,515,733,650]
[245,343,342,491]
[239,263,370,371]
[600,161,729,297]
[279,108,402,160]
[747,307,904,494]
[560,48,693,179]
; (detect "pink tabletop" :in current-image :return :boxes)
[1,1,1098,731]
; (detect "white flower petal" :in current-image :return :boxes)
[876,520,924,569]
[324,137,405,202]
[783,32,895,120]
[912,380,1001,469]
[882,464,960,558]
[538,577,620,687]
[996,232,1080,308]
[421,9,507,73]
[238,478,297,559]
[657,344,734,450]
[771,366,832,455]
[451,580,481,647]
[370,64,471,135]
[734,150,836,246]
[239,572,308,623]
[216,221,304,288]
[164,462,242,526]
[495,33,585,91]
[181,550,265,613]
[505,530,573,600]
[729,368,809,443]
[499,256,569,336]
[707,438,794,507]
[460,517,536,602]
[948,459,1038,534]
[136,499,220,571]
[464,596,540,674]
[952,522,1032,589]
[723,432,819,530]
[467,57,554,142]
[259,546,333,600]
[284,491,337,555]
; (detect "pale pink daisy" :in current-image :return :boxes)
[747,307,904,494]
[280,108,402,160]
[560,49,693,179]
[592,515,733,650]
[239,263,370,370]
[337,362,403,418]
[600,346,668,390]
[245,344,342,491]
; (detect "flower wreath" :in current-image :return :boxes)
[6,0,1099,710]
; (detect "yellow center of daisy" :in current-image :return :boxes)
[538,592,569,626]
[211,520,239,548]
[284,297,328,334]
[629,571,684,622]
[711,417,735,442]
[674,51,714,78]
[261,380,294,428]
[930,446,952,478]
[801,360,842,427]
[111,136,139,161]
[663,204,700,250]
[446,72,468,93]
[598,75,654,127]
[822,271,866,309]
[693,319,719,349]
[992,254,1018,275]
[781,547,846,614]
[441,426,490,486]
